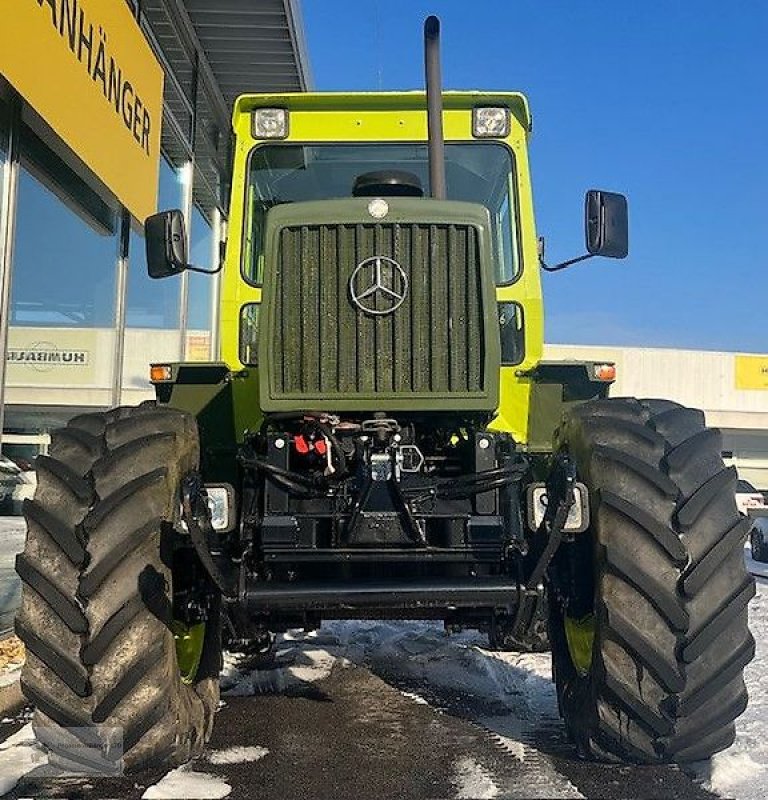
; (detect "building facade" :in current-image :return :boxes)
[0,0,309,466]
[545,344,768,491]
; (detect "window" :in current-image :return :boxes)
[125,158,184,329]
[185,206,215,361]
[11,158,119,328]
[122,157,186,394]
[243,142,521,285]
[0,97,8,233]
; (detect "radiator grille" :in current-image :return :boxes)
[271,222,486,398]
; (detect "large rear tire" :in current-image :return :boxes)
[550,398,755,763]
[15,405,220,772]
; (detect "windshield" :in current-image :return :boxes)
[243,142,520,285]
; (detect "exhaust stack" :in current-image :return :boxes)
[424,16,447,200]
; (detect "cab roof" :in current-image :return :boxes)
[232,91,532,134]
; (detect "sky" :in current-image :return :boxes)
[302,1,768,352]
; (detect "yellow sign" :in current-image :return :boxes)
[0,0,164,222]
[735,355,768,390]
[185,333,212,362]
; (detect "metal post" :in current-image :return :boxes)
[111,209,130,407]
[0,94,22,450]
[179,161,193,361]
[424,16,447,200]
[179,53,200,361]
[209,208,223,360]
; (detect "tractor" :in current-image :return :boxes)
[16,16,754,772]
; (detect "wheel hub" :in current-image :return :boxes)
[172,620,206,684]
[564,613,595,677]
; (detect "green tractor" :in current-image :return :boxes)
[16,17,754,772]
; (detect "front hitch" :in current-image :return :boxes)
[181,473,239,599]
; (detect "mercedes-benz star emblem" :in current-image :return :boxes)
[349,256,408,316]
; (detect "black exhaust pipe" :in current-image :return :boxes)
[424,15,447,200]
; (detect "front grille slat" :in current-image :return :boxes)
[272,221,485,401]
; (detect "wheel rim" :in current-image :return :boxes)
[564,613,595,677]
[172,621,206,684]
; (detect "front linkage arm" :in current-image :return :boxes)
[510,453,577,642]
[181,473,239,599]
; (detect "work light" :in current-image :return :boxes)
[472,107,510,138]
[252,108,289,139]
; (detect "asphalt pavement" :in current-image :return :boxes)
[0,635,724,800]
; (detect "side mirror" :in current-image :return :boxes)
[585,190,628,259]
[145,210,188,279]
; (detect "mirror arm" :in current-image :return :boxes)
[184,260,224,276]
[540,253,595,273]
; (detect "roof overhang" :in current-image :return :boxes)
[139,0,311,212]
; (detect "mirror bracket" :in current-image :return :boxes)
[540,253,594,273]
[186,261,224,276]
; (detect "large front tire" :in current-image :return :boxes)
[15,405,220,772]
[550,398,755,763]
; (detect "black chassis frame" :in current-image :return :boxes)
[232,426,530,629]
[157,360,607,637]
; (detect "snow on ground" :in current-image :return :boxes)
[0,722,47,795]
[688,577,768,800]
[205,746,268,766]
[451,755,501,799]
[221,646,337,696]
[227,621,583,799]
[142,765,231,799]
[222,620,555,726]
[320,620,556,724]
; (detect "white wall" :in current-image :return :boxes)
[544,343,768,490]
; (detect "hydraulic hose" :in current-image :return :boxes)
[238,456,329,499]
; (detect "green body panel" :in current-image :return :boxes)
[523,362,613,452]
[152,362,262,483]
[258,198,500,413]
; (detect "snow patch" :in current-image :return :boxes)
[221,647,335,697]
[703,750,763,794]
[400,690,429,705]
[206,746,268,765]
[142,766,231,799]
[452,756,499,799]
[0,722,47,795]
[323,620,556,722]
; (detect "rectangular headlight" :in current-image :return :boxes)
[472,107,510,138]
[252,108,289,139]
[526,482,590,534]
[205,484,236,532]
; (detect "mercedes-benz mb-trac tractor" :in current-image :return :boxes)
[17,17,754,773]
